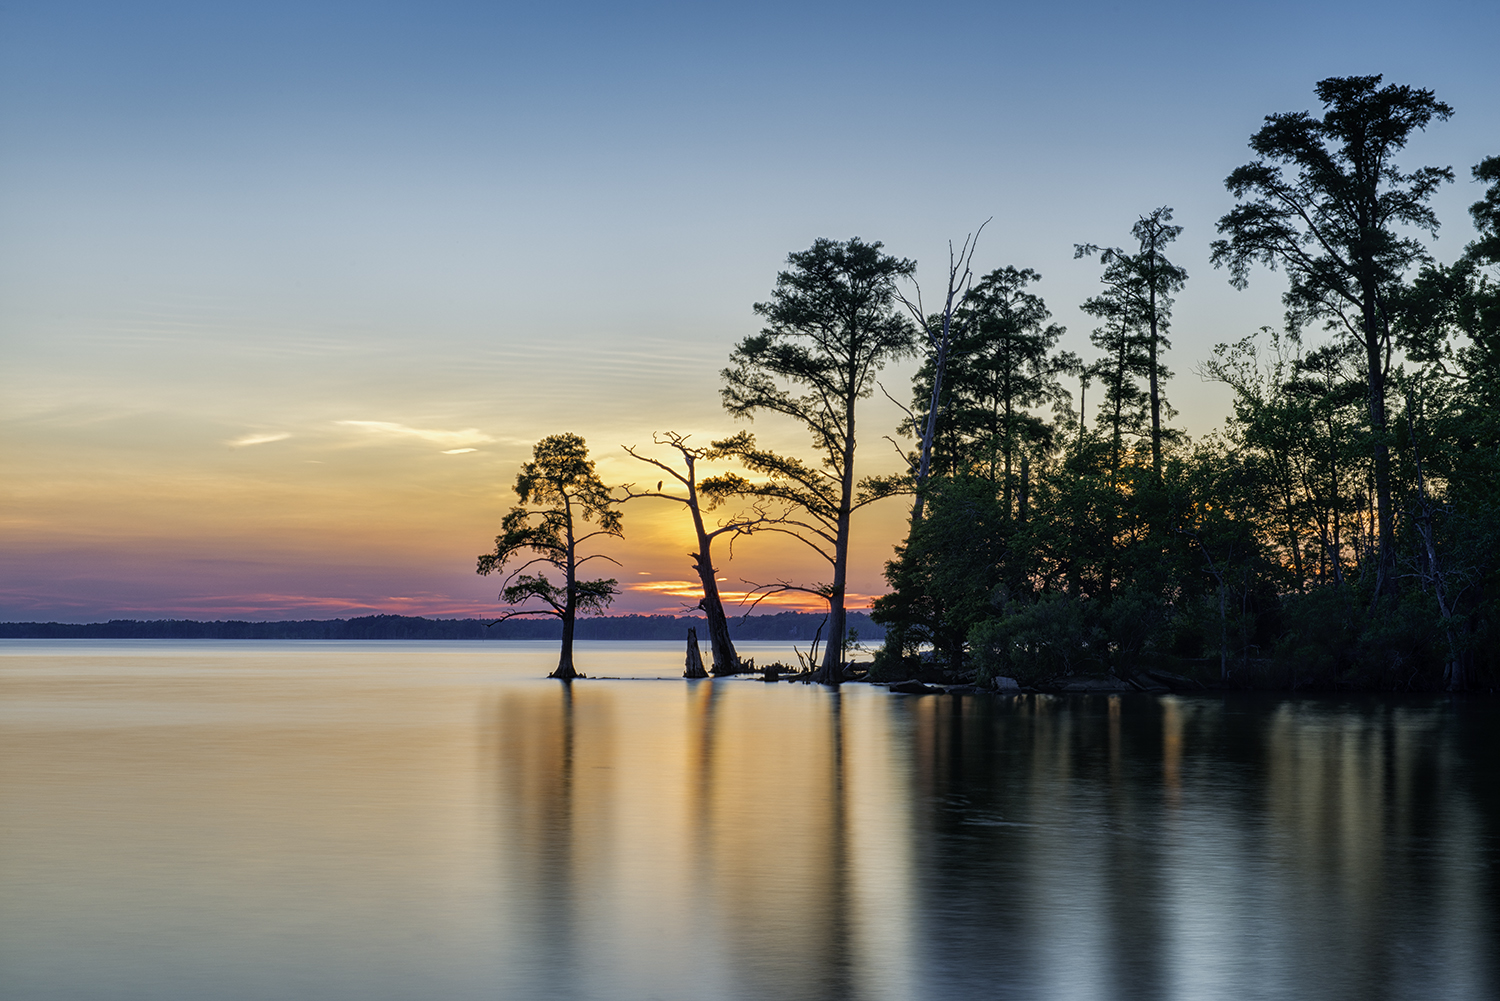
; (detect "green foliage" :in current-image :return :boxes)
[969,595,1099,686]
[723,237,916,466]
[1211,75,1456,589]
[1210,75,1454,324]
[872,477,1008,672]
[477,433,622,623]
[1078,206,1188,479]
[862,81,1499,693]
[911,266,1065,489]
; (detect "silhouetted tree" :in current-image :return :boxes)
[1212,75,1454,594]
[1393,154,1500,689]
[477,433,622,680]
[722,237,916,683]
[622,431,781,676]
[1077,207,1187,482]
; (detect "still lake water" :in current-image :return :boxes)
[2,640,1497,1001]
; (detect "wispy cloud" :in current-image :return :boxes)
[442,447,477,454]
[336,420,495,450]
[228,432,292,447]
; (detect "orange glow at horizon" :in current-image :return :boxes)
[0,402,911,620]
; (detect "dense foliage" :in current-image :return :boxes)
[873,76,1499,692]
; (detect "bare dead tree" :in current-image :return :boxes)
[621,431,786,676]
[895,220,989,522]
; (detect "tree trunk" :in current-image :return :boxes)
[1218,577,1228,683]
[684,626,708,679]
[1003,390,1014,520]
[1148,283,1163,483]
[1407,400,1465,690]
[1077,374,1088,449]
[1363,297,1396,596]
[697,574,741,676]
[552,602,578,680]
[551,498,580,681]
[1019,451,1030,524]
[815,382,858,685]
[816,512,851,685]
[911,323,951,524]
[688,499,741,675]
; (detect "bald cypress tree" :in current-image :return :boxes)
[477,433,622,681]
[721,237,916,684]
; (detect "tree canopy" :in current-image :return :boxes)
[477,433,622,680]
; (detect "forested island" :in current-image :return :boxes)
[479,76,1500,692]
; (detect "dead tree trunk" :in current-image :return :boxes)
[684,626,708,679]
[901,224,987,523]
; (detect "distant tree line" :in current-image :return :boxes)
[0,612,883,643]
[480,75,1495,690]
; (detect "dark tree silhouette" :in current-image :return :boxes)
[722,237,916,684]
[1211,74,1454,594]
[1077,207,1187,483]
[477,433,622,680]
[621,431,782,676]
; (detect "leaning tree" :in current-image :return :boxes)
[477,433,622,680]
[621,430,782,676]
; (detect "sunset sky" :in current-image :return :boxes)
[2,0,1497,622]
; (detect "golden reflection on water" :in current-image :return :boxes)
[1161,695,1183,806]
[486,679,919,1001]
[1,642,1496,1001]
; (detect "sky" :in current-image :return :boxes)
[2,0,1497,622]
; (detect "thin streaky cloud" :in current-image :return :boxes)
[442,447,478,454]
[228,432,292,447]
[336,421,495,449]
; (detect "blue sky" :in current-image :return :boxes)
[2,0,1497,620]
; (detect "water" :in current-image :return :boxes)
[2,640,1496,1001]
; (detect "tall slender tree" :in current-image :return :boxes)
[1211,75,1454,593]
[1082,285,1151,490]
[477,433,622,680]
[948,266,1066,508]
[722,237,916,684]
[1077,207,1187,482]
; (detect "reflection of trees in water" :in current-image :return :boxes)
[491,680,875,1001]
[901,693,1494,1000]
[1259,699,1491,998]
[482,684,1492,1001]
[490,684,615,999]
[690,683,856,1000]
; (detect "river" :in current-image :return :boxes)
[1,640,1496,1000]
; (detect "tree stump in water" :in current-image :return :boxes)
[684,627,708,679]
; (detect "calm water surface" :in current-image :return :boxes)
[2,640,1497,1001]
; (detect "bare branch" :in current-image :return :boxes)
[735,577,833,615]
[484,607,563,625]
[878,380,917,423]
